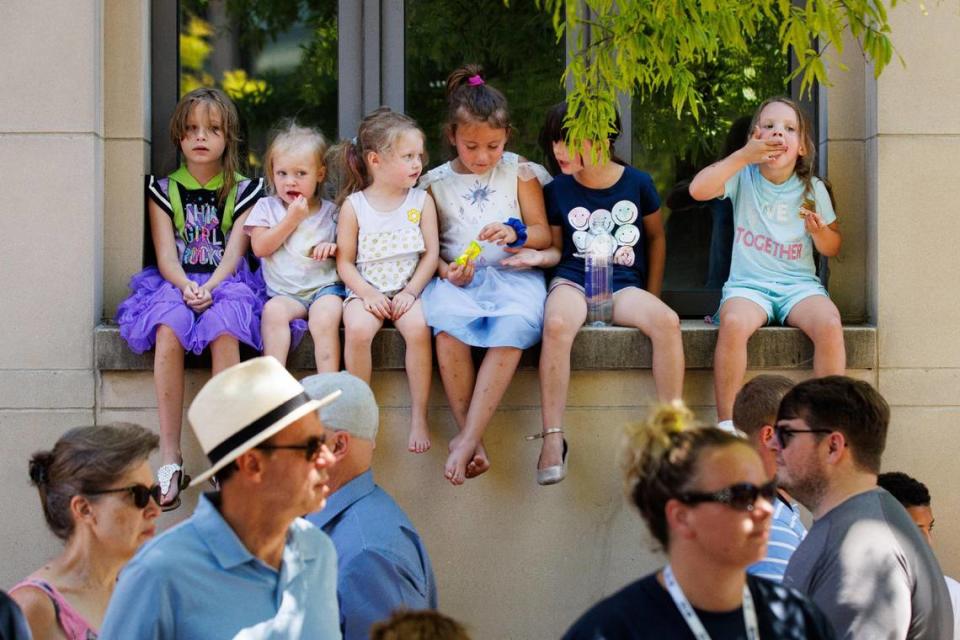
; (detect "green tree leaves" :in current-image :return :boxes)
[534,0,898,158]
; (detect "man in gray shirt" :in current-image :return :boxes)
[773,376,952,639]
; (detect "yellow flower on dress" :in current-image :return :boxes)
[407,208,421,223]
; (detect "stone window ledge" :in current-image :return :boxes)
[95,321,876,371]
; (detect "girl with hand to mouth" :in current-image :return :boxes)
[244,122,345,371]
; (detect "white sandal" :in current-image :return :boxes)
[156,462,189,511]
[525,428,568,486]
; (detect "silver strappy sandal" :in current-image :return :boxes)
[526,428,568,486]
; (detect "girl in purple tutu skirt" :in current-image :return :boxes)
[116,88,264,508]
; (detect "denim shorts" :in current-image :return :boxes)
[718,280,829,325]
[269,283,347,311]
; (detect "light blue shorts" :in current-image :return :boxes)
[269,283,347,311]
[717,280,829,325]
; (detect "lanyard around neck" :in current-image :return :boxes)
[663,564,760,640]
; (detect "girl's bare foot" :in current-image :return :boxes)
[444,434,477,485]
[465,440,490,478]
[407,416,431,453]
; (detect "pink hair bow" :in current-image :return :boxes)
[467,75,485,86]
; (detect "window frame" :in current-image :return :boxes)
[151,0,824,316]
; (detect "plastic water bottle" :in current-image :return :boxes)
[585,233,615,326]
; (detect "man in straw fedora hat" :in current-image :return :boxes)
[301,371,437,640]
[101,356,343,639]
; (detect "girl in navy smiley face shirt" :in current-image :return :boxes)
[504,102,684,486]
[546,165,660,291]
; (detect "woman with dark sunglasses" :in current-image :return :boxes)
[563,404,836,639]
[11,423,162,640]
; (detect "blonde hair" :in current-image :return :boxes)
[330,107,426,205]
[170,87,242,206]
[622,402,742,548]
[749,96,817,198]
[263,121,329,199]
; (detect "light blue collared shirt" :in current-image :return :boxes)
[307,470,437,640]
[100,493,340,640]
[748,492,807,582]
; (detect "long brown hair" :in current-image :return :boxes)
[331,107,425,205]
[169,87,243,205]
[748,96,817,197]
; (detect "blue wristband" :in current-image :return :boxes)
[505,217,527,248]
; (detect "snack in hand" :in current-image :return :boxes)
[455,240,482,266]
[799,198,816,218]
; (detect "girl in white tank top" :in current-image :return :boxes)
[334,108,440,454]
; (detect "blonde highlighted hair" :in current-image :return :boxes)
[263,121,329,199]
[169,87,242,206]
[622,402,742,548]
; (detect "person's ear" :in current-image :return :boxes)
[825,432,846,462]
[665,499,695,541]
[367,150,381,169]
[235,450,266,482]
[70,494,96,526]
[330,431,350,459]
[759,424,776,450]
[316,164,327,184]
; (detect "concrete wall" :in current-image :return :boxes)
[0,0,106,582]
[870,1,960,585]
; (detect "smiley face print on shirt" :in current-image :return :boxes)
[567,203,642,259]
[611,200,638,225]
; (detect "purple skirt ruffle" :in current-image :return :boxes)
[116,264,264,355]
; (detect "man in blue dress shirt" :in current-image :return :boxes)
[303,372,438,640]
[101,357,344,639]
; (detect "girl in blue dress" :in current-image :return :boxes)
[419,65,553,485]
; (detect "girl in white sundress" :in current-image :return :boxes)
[419,64,553,486]
[334,107,440,453]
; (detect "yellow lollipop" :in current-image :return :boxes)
[455,240,482,266]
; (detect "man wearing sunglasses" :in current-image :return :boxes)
[773,376,952,639]
[302,372,437,640]
[732,374,806,583]
[101,357,343,640]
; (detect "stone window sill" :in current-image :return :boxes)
[95,321,876,371]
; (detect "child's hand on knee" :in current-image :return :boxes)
[445,261,475,287]
[311,242,337,261]
[362,291,392,320]
[390,290,416,320]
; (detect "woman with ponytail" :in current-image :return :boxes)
[11,424,160,639]
[563,405,835,639]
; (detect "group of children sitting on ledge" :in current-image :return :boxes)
[116,65,845,504]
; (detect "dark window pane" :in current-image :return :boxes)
[179,0,338,169]
[405,0,565,169]
[631,26,788,314]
